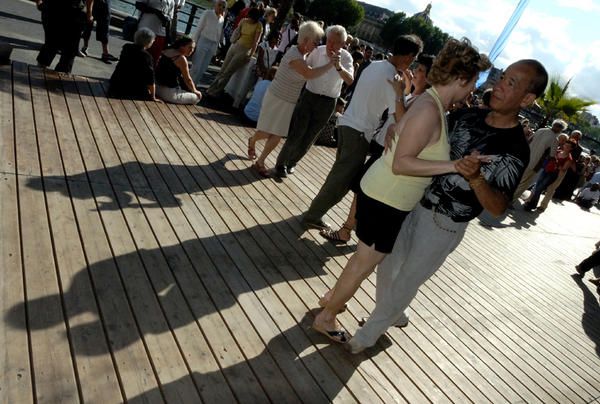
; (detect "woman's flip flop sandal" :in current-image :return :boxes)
[312,324,349,343]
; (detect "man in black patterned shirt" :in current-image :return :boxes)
[347,59,549,353]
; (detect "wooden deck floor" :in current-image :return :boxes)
[1,62,600,403]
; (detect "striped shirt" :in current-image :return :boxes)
[268,46,306,103]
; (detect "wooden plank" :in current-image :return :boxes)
[12,63,79,403]
[91,86,264,403]
[35,67,124,403]
[0,63,34,404]
[450,230,600,380]
[178,106,482,400]
[55,74,164,402]
[64,77,202,403]
[113,94,297,402]
[155,103,425,403]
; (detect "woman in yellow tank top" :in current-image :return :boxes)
[206,7,263,97]
[313,38,492,343]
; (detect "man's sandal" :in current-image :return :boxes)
[319,225,352,245]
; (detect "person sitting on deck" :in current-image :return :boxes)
[108,28,159,101]
[155,36,203,105]
[242,66,277,127]
[575,183,600,209]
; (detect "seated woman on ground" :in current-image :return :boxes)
[108,28,159,101]
[247,21,337,176]
[242,66,277,127]
[312,38,491,343]
[155,36,203,105]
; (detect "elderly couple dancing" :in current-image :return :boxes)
[308,36,548,353]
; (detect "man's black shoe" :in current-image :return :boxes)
[301,218,331,231]
[274,166,287,178]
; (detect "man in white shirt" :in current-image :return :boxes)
[513,118,567,201]
[301,35,423,230]
[191,0,226,84]
[273,25,354,178]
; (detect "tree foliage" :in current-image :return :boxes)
[306,0,364,28]
[380,13,450,55]
[274,0,295,32]
[538,76,596,125]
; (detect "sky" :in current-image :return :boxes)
[363,0,600,119]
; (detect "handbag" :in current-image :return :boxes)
[543,157,557,173]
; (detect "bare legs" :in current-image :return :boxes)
[249,130,282,175]
[313,241,386,340]
[320,194,357,243]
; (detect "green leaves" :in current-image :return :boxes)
[380,13,450,54]
[306,0,365,28]
[538,76,596,122]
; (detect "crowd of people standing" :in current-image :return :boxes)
[32,0,600,352]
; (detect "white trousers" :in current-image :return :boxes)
[352,204,468,348]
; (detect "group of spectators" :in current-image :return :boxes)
[510,118,600,212]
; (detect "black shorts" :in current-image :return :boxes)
[92,0,111,43]
[355,190,409,254]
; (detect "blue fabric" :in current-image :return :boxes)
[477,0,530,87]
[244,79,271,122]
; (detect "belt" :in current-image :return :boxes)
[306,89,336,101]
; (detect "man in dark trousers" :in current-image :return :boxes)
[35,0,94,73]
[576,241,600,290]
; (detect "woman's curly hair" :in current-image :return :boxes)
[428,38,491,86]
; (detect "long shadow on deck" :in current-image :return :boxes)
[4,215,352,355]
[126,310,390,403]
[26,155,261,210]
[572,275,600,358]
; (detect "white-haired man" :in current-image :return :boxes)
[513,118,568,201]
[273,25,354,177]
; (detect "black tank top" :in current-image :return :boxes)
[155,53,182,88]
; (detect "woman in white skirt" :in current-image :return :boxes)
[248,21,337,176]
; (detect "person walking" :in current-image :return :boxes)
[190,0,226,84]
[35,0,93,73]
